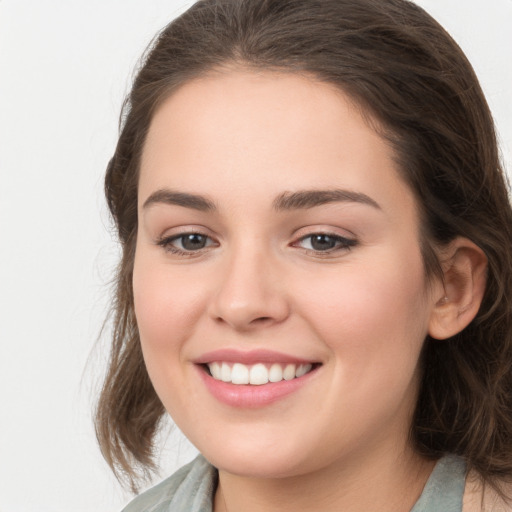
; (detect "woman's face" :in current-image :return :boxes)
[134,70,441,478]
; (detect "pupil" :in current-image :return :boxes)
[311,234,336,251]
[182,234,206,250]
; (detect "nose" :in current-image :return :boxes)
[208,245,290,331]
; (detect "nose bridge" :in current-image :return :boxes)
[209,237,289,330]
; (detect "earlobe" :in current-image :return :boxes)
[428,238,487,340]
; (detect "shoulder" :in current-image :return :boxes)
[463,470,512,512]
[121,455,217,512]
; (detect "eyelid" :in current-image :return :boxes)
[153,225,357,257]
[290,227,358,255]
[155,226,219,256]
[291,226,356,243]
[294,233,356,248]
[155,225,216,242]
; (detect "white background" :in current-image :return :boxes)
[0,1,510,511]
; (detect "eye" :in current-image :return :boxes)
[157,232,217,255]
[294,233,356,253]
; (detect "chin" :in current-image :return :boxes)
[197,434,329,479]
[209,452,308,479]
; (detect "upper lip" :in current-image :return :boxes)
[193,349,318,365]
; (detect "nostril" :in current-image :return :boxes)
[252,316,272,324]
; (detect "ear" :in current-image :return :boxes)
[428,237,487,340]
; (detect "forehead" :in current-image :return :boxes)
[139,69,415,219]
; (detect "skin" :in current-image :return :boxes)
[134,69,455,511]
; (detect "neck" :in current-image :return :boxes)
[214,444,435,512]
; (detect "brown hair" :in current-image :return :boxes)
[96,0,512,493]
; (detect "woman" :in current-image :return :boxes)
[95,0,512,510]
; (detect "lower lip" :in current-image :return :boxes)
[196,365,319,408]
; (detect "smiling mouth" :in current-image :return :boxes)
[203,362,320,385]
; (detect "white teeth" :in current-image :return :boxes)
[296,363,312,378]
[268,363,283,382]
[209,362,221,380]
[249,363,269,385]
[207,362,315,385]
[221,362,231,382]
[283,364,296,380]
[231,363,249,384]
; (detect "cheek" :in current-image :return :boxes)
[295,249,429,371]
[293,255,429,439]
[132,252,204,361]
[132,251,211,418]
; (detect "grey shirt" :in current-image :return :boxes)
[122,454,466,512]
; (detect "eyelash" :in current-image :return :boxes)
[293,233,357,255]
[156,232,357,257]
[156,232,217,256]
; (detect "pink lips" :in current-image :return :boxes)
[194,349,314,365]
[194,349,320,408]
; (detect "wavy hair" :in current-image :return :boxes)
[95,0,512,493]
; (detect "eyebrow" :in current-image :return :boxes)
[272,189,381,211]
[142,189,216,211]
[142,187,380,212]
